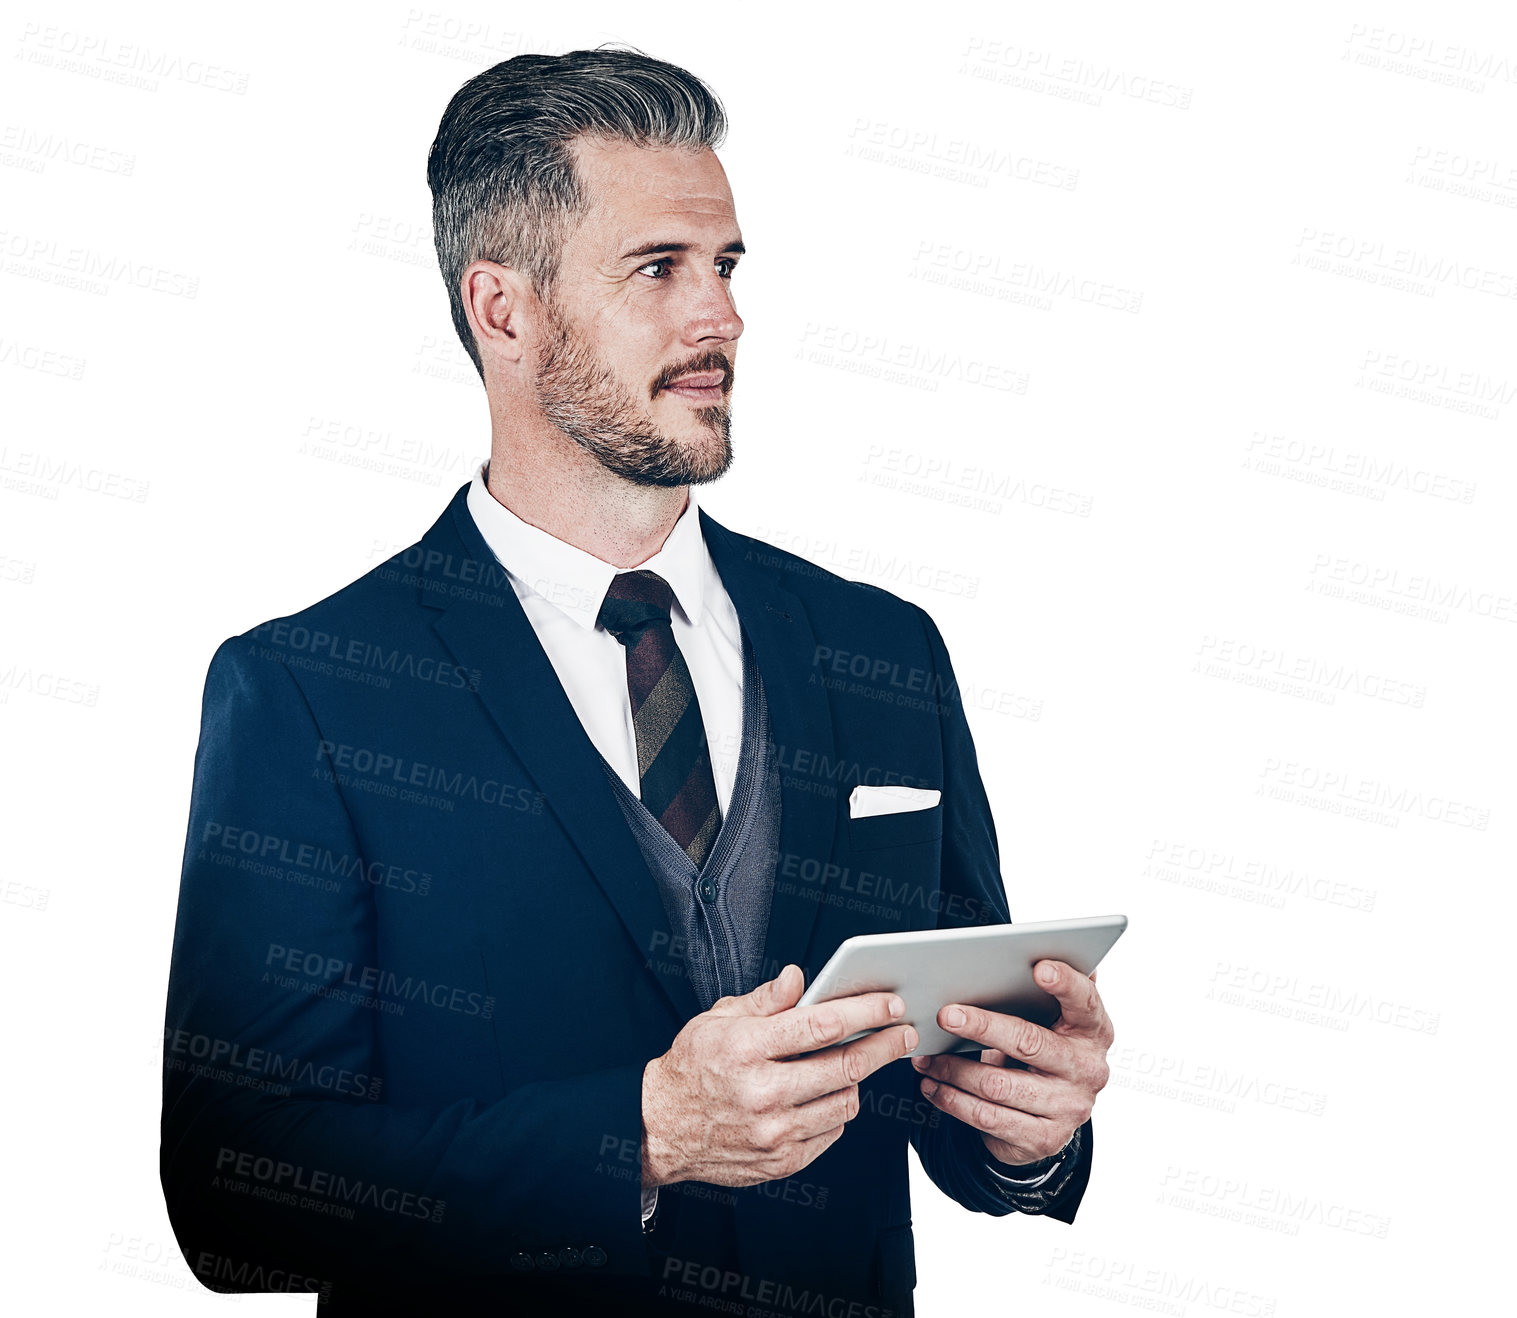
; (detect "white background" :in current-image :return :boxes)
[2,0,1512,1312]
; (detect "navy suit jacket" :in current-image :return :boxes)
[160,482,1092,1315]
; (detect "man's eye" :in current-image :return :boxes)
[635,258,739,279]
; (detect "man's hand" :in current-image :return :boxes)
[910,959,1114,1168]
[641,964,918,1189]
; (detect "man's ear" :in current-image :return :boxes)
[462,259,532,368]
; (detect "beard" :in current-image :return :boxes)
[531,294,734,488]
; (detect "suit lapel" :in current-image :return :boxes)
[410,484,842,1020]
[419,485,700,1023]
[699,509,839,983]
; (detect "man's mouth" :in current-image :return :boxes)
[663,371,727,401]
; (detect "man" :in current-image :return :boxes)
[160,46,1114,1316]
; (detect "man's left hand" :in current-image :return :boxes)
[910,960,1114,1168]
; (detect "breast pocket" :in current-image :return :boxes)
[846,801,943,852]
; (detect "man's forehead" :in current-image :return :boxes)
[569,135,737,245]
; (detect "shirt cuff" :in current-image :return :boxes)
[640,1184,659,1232]
[981,1126,1080,1194]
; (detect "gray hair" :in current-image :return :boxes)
[426,45,728,382]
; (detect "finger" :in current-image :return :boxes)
[1034,959,1107,1035]
[787,1081,863,1142]
[762,990,906,1060]
[738,1109,849,1185]
[916,1073,1063,1154]
[719,964,806,1018]
[785,1022,919,1104]
[911,1052,1071,1120]
[789,1117,847,1166]
[937,1004,1076,1077]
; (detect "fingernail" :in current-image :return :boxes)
[903,1025,919,1051]
[920,1078,938,1097]
[1037,962,1057,985]
[888,995,905,1018]
[911,1054,929,1070]
[943,1006,965,1028]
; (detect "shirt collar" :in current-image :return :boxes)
[465,460,710,631]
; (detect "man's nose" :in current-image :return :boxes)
[681,271,743,346]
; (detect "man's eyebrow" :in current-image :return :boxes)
[618,238,746,261]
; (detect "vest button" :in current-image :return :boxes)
[699,878,717,902]
[508,1252,534,1272]
[582,1244,608,1268]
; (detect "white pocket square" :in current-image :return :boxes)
[848,785,942,819]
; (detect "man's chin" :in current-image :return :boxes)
[637,446,733,489]
[645,413,732,486]
[685,427,734,485]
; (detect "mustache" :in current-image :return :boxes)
[653,353,734,395]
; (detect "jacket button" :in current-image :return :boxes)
[582,1244,607,1268]
[558,1246,582,1269]
[535,1251,559,1271]
[508,1252,535,1272]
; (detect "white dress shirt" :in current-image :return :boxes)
[465,459,742,1230]
[465,460,744,813]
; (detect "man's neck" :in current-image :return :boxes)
[485,435,688,570]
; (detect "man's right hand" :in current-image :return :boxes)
[640,964,918,1190]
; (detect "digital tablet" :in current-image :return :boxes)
[795,915,1128,1056]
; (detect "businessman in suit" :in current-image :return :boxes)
[160,47,1114,1315]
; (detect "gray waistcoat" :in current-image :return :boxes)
[598,628,781,1012]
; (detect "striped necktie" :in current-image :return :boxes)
[597,570,722,870]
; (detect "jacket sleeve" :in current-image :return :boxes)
[160,637,655,1293]
[903,604,1093,1222]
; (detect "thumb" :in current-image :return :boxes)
[729,963,805,1016]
